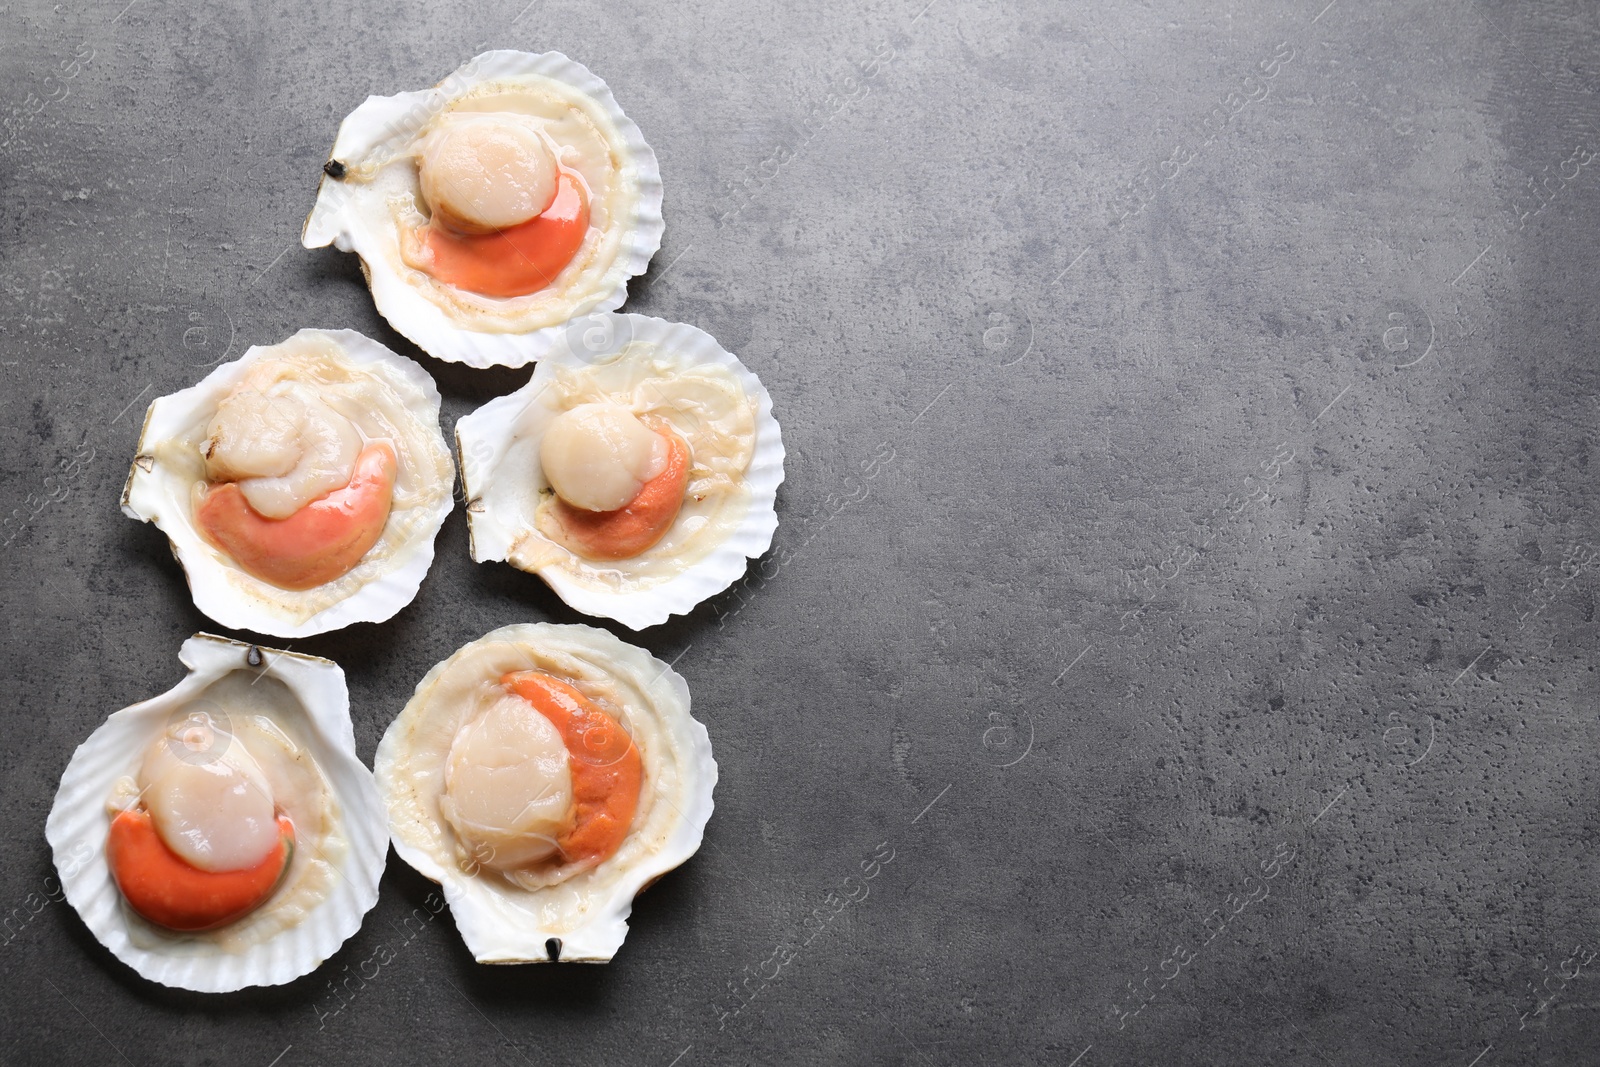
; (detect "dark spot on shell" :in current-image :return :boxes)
[323,160,347,179]
[545,937,562,962]
[247,645,263,667]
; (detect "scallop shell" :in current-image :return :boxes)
[374,622,716,963]
[122,328,455,639]
[456,314,785,629]
[45,634,388,992]
[302,50,665,368]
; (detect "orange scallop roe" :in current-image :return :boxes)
[107,808,294,932]
[422,169,590,298]
[195,441,397,591]
[549,430,690,561]
[501,671,643,869]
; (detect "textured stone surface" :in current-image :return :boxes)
[3,0,1600,1063]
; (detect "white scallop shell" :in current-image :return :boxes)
[302,50,665,369]
[122,328,455,639]
[456,314,785,630]
[44,634,388,993]
[374,623,716,963]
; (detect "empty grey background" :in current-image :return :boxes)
[3,0,1598,1063]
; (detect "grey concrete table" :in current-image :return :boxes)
[3,0,1598,1063]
